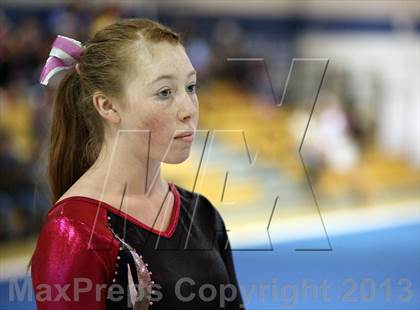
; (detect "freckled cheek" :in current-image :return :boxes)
[140,114,173,144]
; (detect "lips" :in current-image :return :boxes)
[174,130,194,139]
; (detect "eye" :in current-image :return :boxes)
[187,83,200,94]
[157,88,172,99]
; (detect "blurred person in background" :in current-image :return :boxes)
[288,92,361,201]
[0,126,37,240]
[316,93,360,174]
[0,78,35,163]
[0,127,16,241]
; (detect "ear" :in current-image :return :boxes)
[92,91,121,124]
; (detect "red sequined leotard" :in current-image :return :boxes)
[31,182,244,309]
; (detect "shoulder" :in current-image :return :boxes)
[31,198,119,283]
[45,197,114,242]
[31,199,121,307]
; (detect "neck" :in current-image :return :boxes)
[84,140,168,202]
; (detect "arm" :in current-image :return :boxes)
[31,214,118,309]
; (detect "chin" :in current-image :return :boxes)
[163,150,191,164]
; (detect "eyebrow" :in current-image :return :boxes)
[148,70,197,86]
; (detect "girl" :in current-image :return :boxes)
[31,18,244,309]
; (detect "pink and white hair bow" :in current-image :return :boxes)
[39,35,85,86]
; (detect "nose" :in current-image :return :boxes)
[178,110,191,121]
[177,91,197,121]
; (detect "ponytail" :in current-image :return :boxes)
[48,69,100,205]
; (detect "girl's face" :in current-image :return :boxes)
[118,41,199,164]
